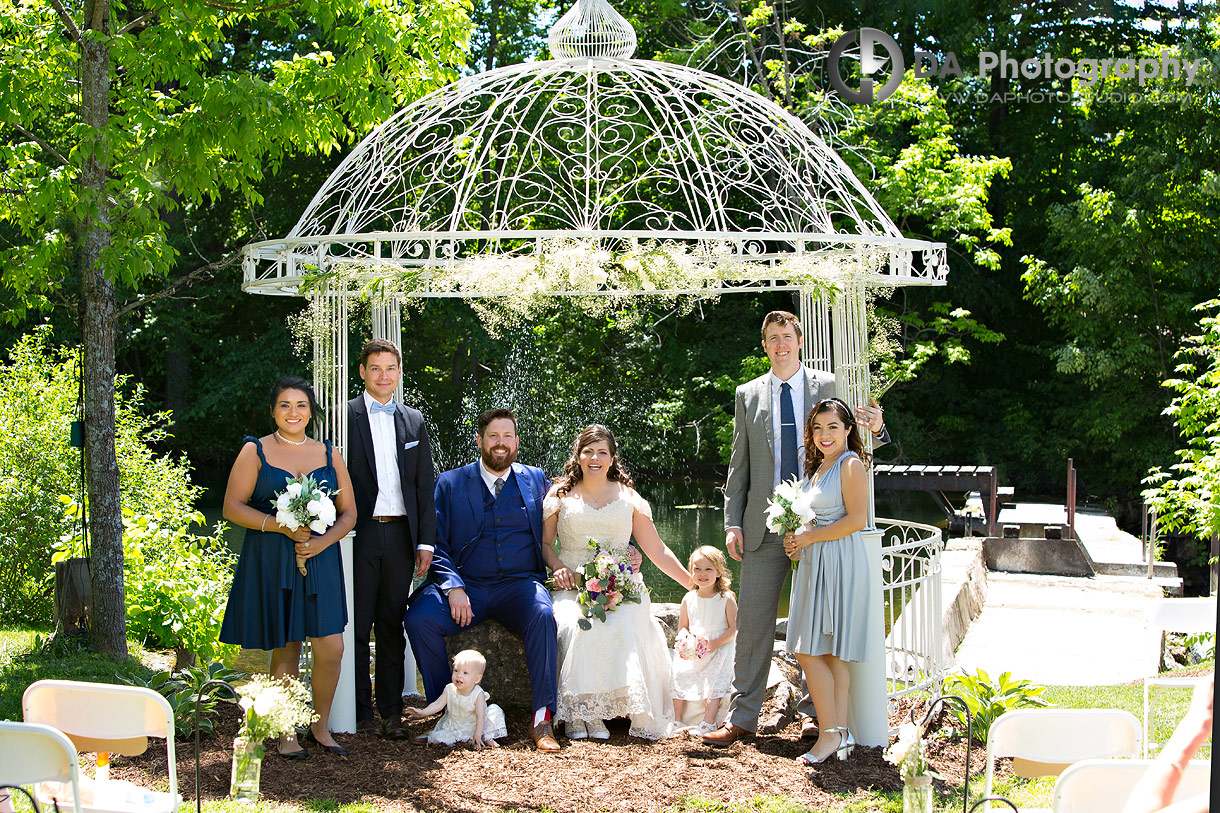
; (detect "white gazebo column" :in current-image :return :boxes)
[829,273,886,749]
[370,296,419,698]
[800,292,832,375]
[313,286,356,734]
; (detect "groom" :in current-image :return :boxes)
[704,310,888,746]
[403,408,563,751]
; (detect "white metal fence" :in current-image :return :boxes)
[878,518,945,700]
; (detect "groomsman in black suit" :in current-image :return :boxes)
[347,338,437,739]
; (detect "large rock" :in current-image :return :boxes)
[442,601,685,708]
[445,620,532,708]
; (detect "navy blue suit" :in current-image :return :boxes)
[404,461,558,716]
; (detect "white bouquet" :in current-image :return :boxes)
[236,674,318,753]
[884,721,942,781]
[274,473,338,575]
[765,477,815,569]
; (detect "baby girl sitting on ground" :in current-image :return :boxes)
[406,649,507,748]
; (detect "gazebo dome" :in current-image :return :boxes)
[241,0,945,294]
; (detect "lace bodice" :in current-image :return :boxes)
[543,489,651,570]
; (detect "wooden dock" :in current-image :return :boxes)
[874,464,1000,535]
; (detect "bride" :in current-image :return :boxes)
[542,424,692,740]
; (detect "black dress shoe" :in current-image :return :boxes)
[277,743,308,760]
[357,717,380,735]
[304,727,349,757]
[381,717,409,741]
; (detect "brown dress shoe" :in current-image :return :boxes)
[530,721,561,752]
[801,718,820,739]
[381,717,409,741]
[357,717,380,735]
[701,722,751,747]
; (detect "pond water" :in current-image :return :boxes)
[203,477,946,615]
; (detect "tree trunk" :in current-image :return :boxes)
[80,0,126,659]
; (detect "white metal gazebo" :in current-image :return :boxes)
[241,0,948,745]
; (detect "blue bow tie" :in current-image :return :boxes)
[370,401,396,415]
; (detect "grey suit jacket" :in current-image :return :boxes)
[724,368,891,552]
[724,367,836,552]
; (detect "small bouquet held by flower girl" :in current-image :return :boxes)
[765,477,815,570]
[274,474,338,575]
[576,539,645,630]
[674,628,711,660]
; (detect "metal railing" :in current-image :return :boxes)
[879,517,945,700]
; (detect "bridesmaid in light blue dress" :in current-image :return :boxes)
[783,397,871,766]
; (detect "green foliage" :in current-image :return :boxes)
[0,0,472,320]
[1144,299,1220,564]
[711,354,772,464]
[55,502,238,664]
[0,329,203,623]
[120,661,244,740]
[1183,632,1216,662]
[838,74,1013,271]
[941,669,1050,743]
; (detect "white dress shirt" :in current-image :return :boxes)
[479,460,511,496]
[364,391,408,517]
[770,365,807,488]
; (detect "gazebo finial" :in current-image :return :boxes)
[547,0,637,60]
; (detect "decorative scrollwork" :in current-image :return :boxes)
[242,1,947,296]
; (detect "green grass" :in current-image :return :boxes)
[0,623,156,721]
[974,669,1214,809]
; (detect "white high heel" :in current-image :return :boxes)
[586,719,610,740]
[795,727,852,764]
[567,719,588,740]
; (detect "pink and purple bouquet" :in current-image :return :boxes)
[577,539,644,630]
[675,628,711,660]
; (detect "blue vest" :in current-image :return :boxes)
[463,472,539,582]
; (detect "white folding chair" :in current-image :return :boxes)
[1143,597,1216,756]
[23,679,181,813]
[0,720,83,813]
[1052,757,1212,812]
[982,709,1142,812]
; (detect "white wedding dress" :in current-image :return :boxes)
[545,491,675,740]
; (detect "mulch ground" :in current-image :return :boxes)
[108,693,997,812]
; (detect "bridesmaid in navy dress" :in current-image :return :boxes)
[219,377,357,758]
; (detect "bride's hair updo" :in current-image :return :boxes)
[554,424,634,497]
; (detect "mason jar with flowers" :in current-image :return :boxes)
[884,721,943,813]
[231,675,317,801]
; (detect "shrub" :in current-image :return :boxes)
[941,668,1050,743]
[0,328,203,623]
[56,503,238,665]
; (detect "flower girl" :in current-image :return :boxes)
[672,546,738,735]
[405,649,507,749]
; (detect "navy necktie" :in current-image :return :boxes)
[780,382,799,482]
[370,401,395,415]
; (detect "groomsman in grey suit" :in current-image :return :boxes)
[703,310,887,746]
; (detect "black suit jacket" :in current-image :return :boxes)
[346,395,437,551]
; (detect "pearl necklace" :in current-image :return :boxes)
[275,431,308,446]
